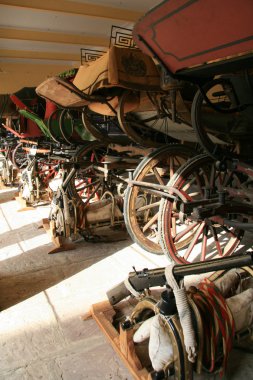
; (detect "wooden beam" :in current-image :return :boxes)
[0,28,108,47]
[1,0,142,22]
[0,49,80,62]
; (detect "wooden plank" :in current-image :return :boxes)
[42,218,76,254]
[15,196,35,211]
[91,300,150,380]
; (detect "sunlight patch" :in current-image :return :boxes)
[0,243,23,261]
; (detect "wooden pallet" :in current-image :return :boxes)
[15,194,36,211]
[42,218,76,254]
[0,178,8,190]
[90,300,151,380]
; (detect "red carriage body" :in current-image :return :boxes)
[133,0,253,78]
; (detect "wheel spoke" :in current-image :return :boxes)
[152,167,165,185]
[169,156,175,177]
[182,176,198,195]
[174,221,198,243]
[174,155,183,167]
[136,200,160,213]
[200,225,208,261]
[184,221,205,260]
[209,224,223,256]
[209,162,216,190]
[75,179,87,190]
[194,170,205,197]
[142,212,158,233]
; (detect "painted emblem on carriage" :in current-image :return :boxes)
[121,53,147,77]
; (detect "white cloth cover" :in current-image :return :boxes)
[132,270,253,372]
[226,288,253,332]
[133,316,154,343]
[133,315,173,372]
[214,270,240,297]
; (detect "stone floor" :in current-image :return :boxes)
[0,187,252,380]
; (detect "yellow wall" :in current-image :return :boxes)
[0,62,75,94]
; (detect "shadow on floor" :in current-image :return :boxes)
[0,230,131,311]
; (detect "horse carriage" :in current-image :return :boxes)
[35,43,200,250]
[88,1,253,379]
[128,0,253,264]
[24,0,253,260]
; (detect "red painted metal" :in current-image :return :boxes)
[9,94,42,137]
[44,101,57,120]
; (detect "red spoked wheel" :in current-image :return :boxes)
[68,142,108,205]
[159,154,246,264]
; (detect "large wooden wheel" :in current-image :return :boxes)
[191,77,253,160]
[117,91,176,147]
[159,154,246,264]
[124,144,195,255]
[67,142,109,205]
[81,107,130,144]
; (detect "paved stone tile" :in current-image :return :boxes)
[55,348,132,380]
[0,293,66,372]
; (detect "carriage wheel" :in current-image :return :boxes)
[124,144,195,255]
[47,108,63,144]
[66,141,129,233]
[191,78,250,160]
[159,154,245,264]
[117,91,176,147]
[82,107,130,144]
[81,107,110,141]
[58,109,76,145]
[36,160,59,200]
[12,142,28,169]
[67,142,109,204]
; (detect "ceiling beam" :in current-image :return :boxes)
[0,49,80,62]
[1,0,142,22]
[0,28,109,47]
